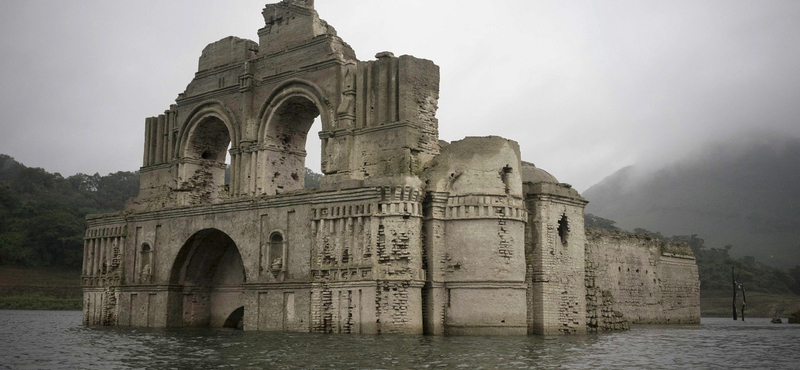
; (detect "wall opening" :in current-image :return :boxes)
[558,214,569,245]
[305,116,323,189]
[224,142,232,187]
[139,243,152,284]
[223,306,244,329]
[501,165,513,194]
[263,96,321,193]
[168,228,245,327]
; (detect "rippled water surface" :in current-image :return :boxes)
[1,311,798,369]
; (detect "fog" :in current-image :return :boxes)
[2,0,799,191]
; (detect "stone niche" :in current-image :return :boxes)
[82,0,700,335]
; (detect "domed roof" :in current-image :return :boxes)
[520,161,559,184]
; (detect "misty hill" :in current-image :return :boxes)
[583,134,800,269]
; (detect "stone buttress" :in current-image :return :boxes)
[521,162,588,334]
[421,137,528,335]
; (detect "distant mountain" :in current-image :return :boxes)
[583,134,800,269]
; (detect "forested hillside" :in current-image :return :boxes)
[0,155,139,269]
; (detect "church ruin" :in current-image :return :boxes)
[82,0,700,334]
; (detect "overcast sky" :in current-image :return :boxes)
[1,0,799,192]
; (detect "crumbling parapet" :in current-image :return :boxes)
[584,228,701,326]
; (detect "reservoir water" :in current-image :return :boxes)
[1,310,797,369]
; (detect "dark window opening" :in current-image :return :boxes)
[139,243,153,284]
[501,165,513,194]
[557,214,569,245]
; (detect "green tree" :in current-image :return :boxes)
[584,213,620,230]
[0,155,139,269]
[304,168,322,189]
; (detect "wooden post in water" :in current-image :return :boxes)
[740,284,746,321]
[732,266,738,321]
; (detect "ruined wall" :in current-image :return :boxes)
[132,0,439,213]
[82,222,125,326]
[421,137,528,335]
[83,0,701,336]
[524,183,588,335]
[85,185,426,334]
[584,228,700,330]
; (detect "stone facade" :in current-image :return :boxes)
[584,229,701,331]
[82,0,700,335]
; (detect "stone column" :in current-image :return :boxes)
[143,118,151,166]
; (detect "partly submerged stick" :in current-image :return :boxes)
[732,266,738,321]
[740,283,746,322]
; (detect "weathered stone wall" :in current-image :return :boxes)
[133,0,439,212]
[584,228,700,330]
[82,223,125,326]
[524,183,588,334]
[421,137,528,335]
[86,186,427,334]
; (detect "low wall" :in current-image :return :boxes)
[585,229,700,331]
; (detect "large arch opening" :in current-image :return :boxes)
[181,115,232,203]
[262,95,321,193]
[168,228,245,328]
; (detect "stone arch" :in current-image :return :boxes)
[257,80,334,193]
[177,101,239,157]
[167,228,246,328]
[257,79,334,137]
[176,101,239,203]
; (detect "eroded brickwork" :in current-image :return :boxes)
[524,182,588,335]
[83,225,125,326]
[585,228,701,326]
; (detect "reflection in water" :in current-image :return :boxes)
[1,310,798,369]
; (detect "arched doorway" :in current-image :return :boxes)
[168,228,245,328]
[261,94,322,194]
